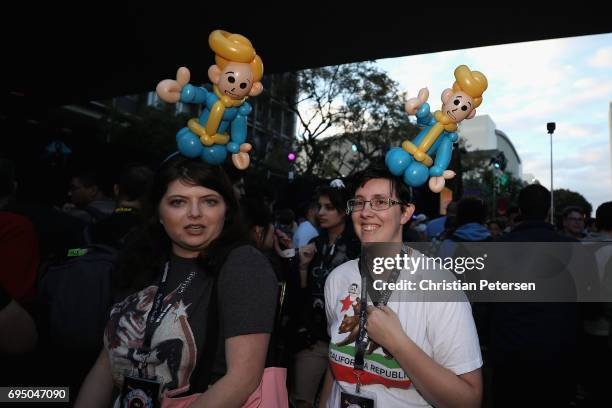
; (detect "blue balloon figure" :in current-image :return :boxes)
[386,102,458,189]
[386,65,488,192]
[156,30,264,169]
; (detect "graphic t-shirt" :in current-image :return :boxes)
[324,254,482,408]
[104,245,278,398]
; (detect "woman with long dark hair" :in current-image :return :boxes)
[76,156,279,407]
[291,181,360,408]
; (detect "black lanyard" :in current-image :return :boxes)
[143,261,197,350]
[353,248,407,392]
[318,235,340,270]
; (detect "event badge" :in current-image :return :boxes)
[120,374,161,408]
[340,389,377,408]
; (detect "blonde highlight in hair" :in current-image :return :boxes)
[452,65,488,108]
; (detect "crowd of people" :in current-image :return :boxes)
[1,151,611,407]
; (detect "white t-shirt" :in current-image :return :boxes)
[324,254,482,408]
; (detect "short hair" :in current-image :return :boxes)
[72,169,113,197]
[518,184,551,221]
[457,196,487,226]
[596,202,612,231]
[349,164,413,207]
[487,218,506,230]
[562,206,585,219]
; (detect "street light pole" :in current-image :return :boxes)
[547,122,556,223]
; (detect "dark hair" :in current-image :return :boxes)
[115,156,246,293]
[275,208,295,226]
[457,197,487,226]
[562,206,585,219]
[349,164,413,208]
[117,164,154,203]
[71,168,115,198]
[596,202,612,231]
[316,185,350,214]
[487,218,506,230]
[297,200,319,219]
[241,196,273,248]
[518,184,551,221]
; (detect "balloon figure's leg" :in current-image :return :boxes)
[386,147,430,187]
[403,162,429,187]
[176,127,203,158]
[201,144,228,165]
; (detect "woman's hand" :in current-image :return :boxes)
[365,305,408,354]
[298,243,316,288]
[299,243,316,268]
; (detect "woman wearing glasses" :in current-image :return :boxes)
[291,181,360,408]
[318,165,482,408]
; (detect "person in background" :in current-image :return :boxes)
[486,218,505,239]
[561,206,587,240]
[64,170,115,224]
[443,197,491,244]
[293,201,319,249]
[291,181,359,408]
[578,201,612,406]
[491,184,578,408]
[87,164,154,247]
[0,159,39,303]
[276,208,298,241]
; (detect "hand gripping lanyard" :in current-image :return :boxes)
[352,247,408,393]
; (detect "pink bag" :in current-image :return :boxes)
[161,367,288,408]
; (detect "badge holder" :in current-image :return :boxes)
[339,371,377,407]
[120,368,161,408]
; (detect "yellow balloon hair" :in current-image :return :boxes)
[452,65,488,108]
[209,30,263,82]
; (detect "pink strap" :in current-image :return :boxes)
[161,367,288,408]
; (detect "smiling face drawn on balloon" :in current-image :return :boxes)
[208,62,263,100]
[441,89,476,123]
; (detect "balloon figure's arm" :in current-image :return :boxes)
[180,84,211,105]
[429,132,457,177]
[226,102,252,153]
[415,103,436,127]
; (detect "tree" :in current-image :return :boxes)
[461,144,526,217]
[278,62,419,178]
